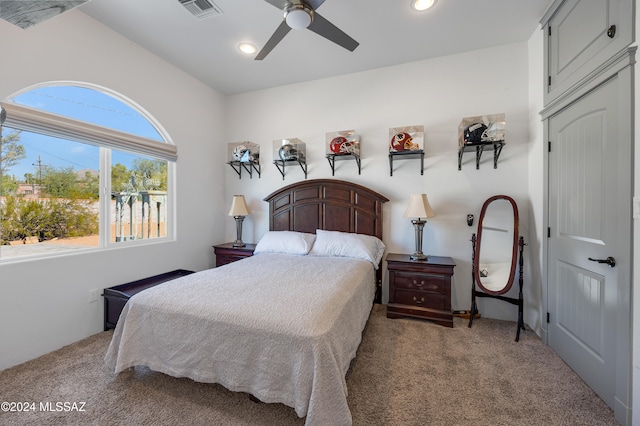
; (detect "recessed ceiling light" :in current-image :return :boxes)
[238,43,257,55]
[411,0,437,11]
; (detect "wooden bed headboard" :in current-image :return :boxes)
[264,179,389,303]
[264,179,388,239]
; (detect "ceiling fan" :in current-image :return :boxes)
[255,0,359,60]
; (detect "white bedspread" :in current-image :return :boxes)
[105,253,376,426]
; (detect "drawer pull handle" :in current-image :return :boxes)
[412,296,425,304]
[412,279,425,287]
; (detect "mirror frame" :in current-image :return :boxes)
[474,195,519,295]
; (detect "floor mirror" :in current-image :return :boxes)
[468,195,525,341]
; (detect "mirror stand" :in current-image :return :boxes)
[468,234,526,341]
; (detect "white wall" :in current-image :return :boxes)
[527,27,546,337]
[0,10,226,370]
[632,6,640,423]
[224,42,541,328]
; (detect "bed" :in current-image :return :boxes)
[105,179,388,426]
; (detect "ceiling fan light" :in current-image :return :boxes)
[285,6,312,29]
[411,0,437,11]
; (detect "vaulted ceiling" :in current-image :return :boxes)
[2,0,553,95]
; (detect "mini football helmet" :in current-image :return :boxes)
[464,123,488,143]
[390,132,419,152]
[330,136,355,154]
[279,144,298,161]
[481,122,506,142]
[232,145,253,162]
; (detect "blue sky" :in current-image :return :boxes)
[3,85,162,179]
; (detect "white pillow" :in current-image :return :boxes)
[308,229,385,268]
[254,231,316,255]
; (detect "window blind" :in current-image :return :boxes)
[1,102,177,161]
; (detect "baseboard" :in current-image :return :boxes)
[452,310,481,320]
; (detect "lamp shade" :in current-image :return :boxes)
[403,194,435,219]
[228,195,250,216]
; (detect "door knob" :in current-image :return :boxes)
[588,256,616,267]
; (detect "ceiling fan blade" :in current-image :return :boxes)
[263,0,322,10]
[255,20,292,60]
[307,12,359,52]
[263,0,290,10]
[306,0,326,10]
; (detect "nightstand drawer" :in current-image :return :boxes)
[213,243,256,267]
[216,254,246,266]
[393,272,445,293]
[394,289,446,310]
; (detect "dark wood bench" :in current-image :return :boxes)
[102,269,194,330]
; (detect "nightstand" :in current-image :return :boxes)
[213,242,256,267]
[386,254,456,327]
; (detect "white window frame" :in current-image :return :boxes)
[0,100,177,258]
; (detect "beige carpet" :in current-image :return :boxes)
[0,305,617,425]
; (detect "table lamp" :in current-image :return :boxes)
[403,193,435,260]
[229,195,250,247]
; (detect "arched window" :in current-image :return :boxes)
[0,83,175,261]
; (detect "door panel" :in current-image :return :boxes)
[556,109,604,243]
[556,261,605,358]
[548,76,619,407]
[555,0,609,73]
[545,0,633,104]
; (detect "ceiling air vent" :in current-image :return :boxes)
[178,0,223,19]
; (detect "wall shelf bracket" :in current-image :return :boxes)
[273,159,307,180]
[326,153,361,176]
[457,141,504,170]
[388,150,424,176]
[228,160,261,179]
